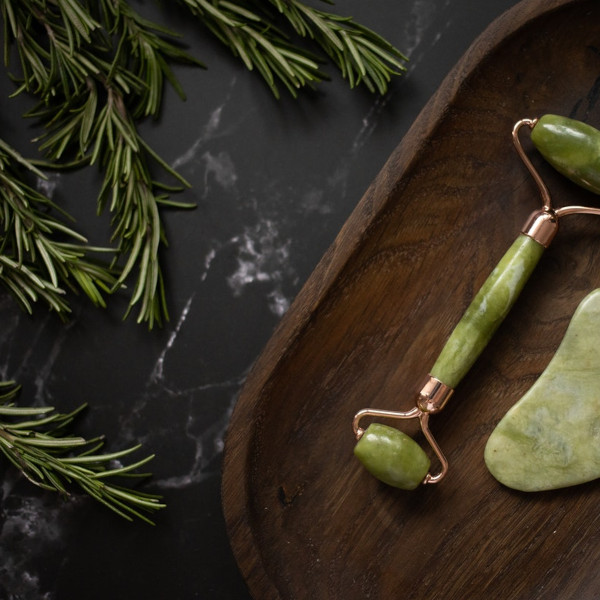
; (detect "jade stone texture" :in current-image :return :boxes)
[354,423,431,490]
[531,114,600,195]
[485,289,600,491]
[430,234,545,388]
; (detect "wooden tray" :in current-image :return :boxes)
[222,1,600,597]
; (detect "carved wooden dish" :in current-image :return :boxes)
[222,0,600,597]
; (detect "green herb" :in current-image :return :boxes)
[1,0,407,325]
[179,0,407,97]
[0,381,164,524]
[0,138,117,315]
[2,0,201,327]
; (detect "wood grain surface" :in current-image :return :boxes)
[222,0,600,598]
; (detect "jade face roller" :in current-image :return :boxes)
[353,114,600,490]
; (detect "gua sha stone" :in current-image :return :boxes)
[485,289,600,491]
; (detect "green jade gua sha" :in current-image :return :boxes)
[485,288,600,491]
[353,114,600,490]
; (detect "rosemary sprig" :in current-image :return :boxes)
[269,0,408,94]
[1,0,407,324]
[0,138,117,315]
[178,0,407,98]
[0,381,165,524]
[2,0,199,326]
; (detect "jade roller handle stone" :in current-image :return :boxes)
[430,233,545,389]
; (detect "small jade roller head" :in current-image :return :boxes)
[352,376,452,489]
[353,423,430,490]
[530,114,600,195]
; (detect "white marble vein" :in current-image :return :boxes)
[319,0,455,206]
[105,296,249,490]
[170,76,249,174]
[298,188,332,215]
[351,95,393,156]
[201,248,217,282]
[33,320,76,404]
[0,301,22,381]
[226,218,295,316]
[150,294,194,384]
[35,172,61,199]
[201,150,238,197]
[0,309,73,405]
[154,386,241,489]
[0,472,74,599]
[403,0,453,72]
[171,104,226,171]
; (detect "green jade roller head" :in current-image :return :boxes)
[353,114,600,490]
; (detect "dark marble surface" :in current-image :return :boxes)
[0,0,521,598]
